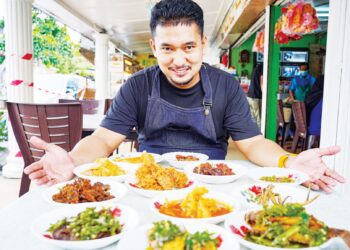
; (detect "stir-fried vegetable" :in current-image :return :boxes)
[47,207,123,241]
[260,175,295,183]
[147,220,220,250]
[242,185,319,206]
[244,203,329,248]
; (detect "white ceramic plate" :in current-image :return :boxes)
[150,189,240,224]
[161,152,209,169]
[116,221,240,250]
[109,152,162,171]
[232,183,320,209]
[185,160,247,184]
[73,162,128,182]
[125,174,195,198]
[42,178,127,206]
[248,167,309,186]
[224,209,333,250]
[31,203,139,250]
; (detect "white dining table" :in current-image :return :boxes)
[0,160,349,250]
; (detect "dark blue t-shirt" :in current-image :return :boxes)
[159,71,203,108]
[101,64,260,143]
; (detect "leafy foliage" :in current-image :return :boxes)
[0,19,4,65]
[32,9,80,73]
[0,9,81,74]
[0,112,7,152]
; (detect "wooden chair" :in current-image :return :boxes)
[291,101,307,153]
[102,98,139,152]
[276,100,291,148]
[59,98,138,152]
[7,102,83,196]
[104,98,113,115]
[59,99,105,138]
[58,99,104,114]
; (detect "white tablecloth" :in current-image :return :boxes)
[0,160,349,249]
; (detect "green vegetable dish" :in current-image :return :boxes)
[147,220,222,250]
[46,207,123,240]
[260,175,296,183]
[244,203,329,248]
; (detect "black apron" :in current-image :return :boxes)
[139,65,226,159]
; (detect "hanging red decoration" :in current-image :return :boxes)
[21,53,33,60]
[274,0,319,44]
[252,30,265,54]
[10,80,23,86]
[221,53,229,67]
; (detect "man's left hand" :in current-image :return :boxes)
[286,146,346,192]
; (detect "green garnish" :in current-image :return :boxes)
[147,221,219,249]
[186,231,218,250]
[148,220,184,247]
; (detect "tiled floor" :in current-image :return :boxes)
[0,139,245,209]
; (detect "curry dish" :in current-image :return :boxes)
[52,178,114,204]
[158,187,232,218]
[193,162,234,176]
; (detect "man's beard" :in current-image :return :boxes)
[173,76,194,86]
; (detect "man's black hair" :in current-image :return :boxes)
[150,0,204,37]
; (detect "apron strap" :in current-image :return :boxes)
[200,64,213,115]
[150,67,161,98]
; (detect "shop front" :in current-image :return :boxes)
[223,0,349,189]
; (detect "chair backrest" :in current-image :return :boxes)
[59,99,104,114]
[277,100,285,126]
[308,99,323,136]
[7,102,83,196]
[292,101,307,137]
[104,98,113,115]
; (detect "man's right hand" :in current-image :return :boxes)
[23,136,75,186]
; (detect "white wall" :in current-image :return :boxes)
[321,0,350,193]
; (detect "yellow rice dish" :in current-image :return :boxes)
[113,152,155,164]
[82,158,126,177]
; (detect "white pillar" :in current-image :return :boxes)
[2,0,34,178]
[261,6,270,136]
[94,33,110,99]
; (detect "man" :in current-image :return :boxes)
[305,75,324,148]
[247,63,263,127]
[289,65,316,102]
[25,0,345,193]
[305,75,324,123]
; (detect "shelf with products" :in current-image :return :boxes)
[109,53,142,96]
[278,48,309,96]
